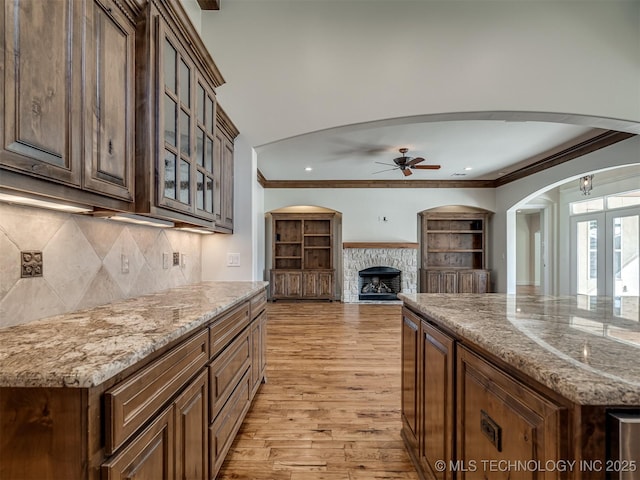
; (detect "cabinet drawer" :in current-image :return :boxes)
[250,289,267,319]
[209,326,251,419]
[209,302,250,359]
[105,329,209,454]
[209,370,252,477]
[457,347,566,478]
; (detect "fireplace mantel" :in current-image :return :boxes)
[343,242,418,249]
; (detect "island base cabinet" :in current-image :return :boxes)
[175,370,209,480]
[0,387,87,480]
[209,371,252,478]
[420,321,455,480]
[102,405,174,480]
[102,369,209,480]
[456,346,567,480]
[401,309,420,458]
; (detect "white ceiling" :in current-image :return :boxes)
[255,118,599,181]
[198,0,640,182]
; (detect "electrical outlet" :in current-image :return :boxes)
[173,252,180,266]
[163,252,170,270]
[121,254,130,274]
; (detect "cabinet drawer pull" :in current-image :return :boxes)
[480,410,502,452]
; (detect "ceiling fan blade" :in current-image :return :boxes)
[405,157,425,167]
[372,167,400,174]
[402,168,412,177]
[375,161,396,166]
[412,164,441,170]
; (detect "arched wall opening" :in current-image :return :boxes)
[497,137,640,294]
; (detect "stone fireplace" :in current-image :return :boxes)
[343,243,418,303]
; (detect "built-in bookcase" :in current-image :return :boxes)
[270,213,336,300]
[420,207,491,293]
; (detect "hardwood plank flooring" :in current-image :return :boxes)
[217,302,419,480]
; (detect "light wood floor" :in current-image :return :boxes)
[217,302,420,480]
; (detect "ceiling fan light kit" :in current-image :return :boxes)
[374,148,441,177]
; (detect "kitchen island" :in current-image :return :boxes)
[399,293,640,480]
[0,281,268,480]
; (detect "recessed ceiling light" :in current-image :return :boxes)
[305,167,312,171]
[464,167,473,171]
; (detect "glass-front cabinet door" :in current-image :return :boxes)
[158,27,215,222]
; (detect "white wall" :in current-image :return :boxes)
[201,135,260,281]
[264,188,496,243]
[516,215,531,285]
[180,0,202,32]
[495,135,640,293]
[202,0,640,146]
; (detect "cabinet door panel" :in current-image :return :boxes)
[287,272,302,297]
[221,137,234,229]
[425,271,442,293]
[2,0,82,185]
[175,370,208,480]
[102,406,174,480]
[318,271,333,297]
[459,271,474,293]
[303,271,318,297]
[421,321,455,480]
[83,0,134,200]
[401,309,420,451]
[475,271,489,293]
[442,271,458,293]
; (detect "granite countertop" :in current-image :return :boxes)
[0,281,268,389]
[399,293,640,406]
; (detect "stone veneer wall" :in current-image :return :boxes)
[343,247,418,303]
[0,203,202,328]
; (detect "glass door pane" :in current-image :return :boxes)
[612,213,639,296]
[576,219,600,295]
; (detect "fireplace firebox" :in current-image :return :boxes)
[358,266,401,301]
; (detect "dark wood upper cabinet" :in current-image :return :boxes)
[83,0,136,201]
[135,0,226,228]
[0,0,137,208]
[214,106,238,232]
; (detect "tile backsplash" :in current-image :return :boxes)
[0,203,202,328]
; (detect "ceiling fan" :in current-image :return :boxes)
[374,148,441,177]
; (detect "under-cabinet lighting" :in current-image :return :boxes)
[175,227,214,235]
[305,166,313,171]
[0,191,92,213]
[101,213,174,228]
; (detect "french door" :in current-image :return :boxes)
[571,208,640,296]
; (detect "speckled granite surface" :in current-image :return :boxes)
[399,293,640,406]
[0,281,268,388]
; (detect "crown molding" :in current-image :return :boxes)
[259,179,494,189]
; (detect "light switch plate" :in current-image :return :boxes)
[163,253,170,269]
[227,253,240,267]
